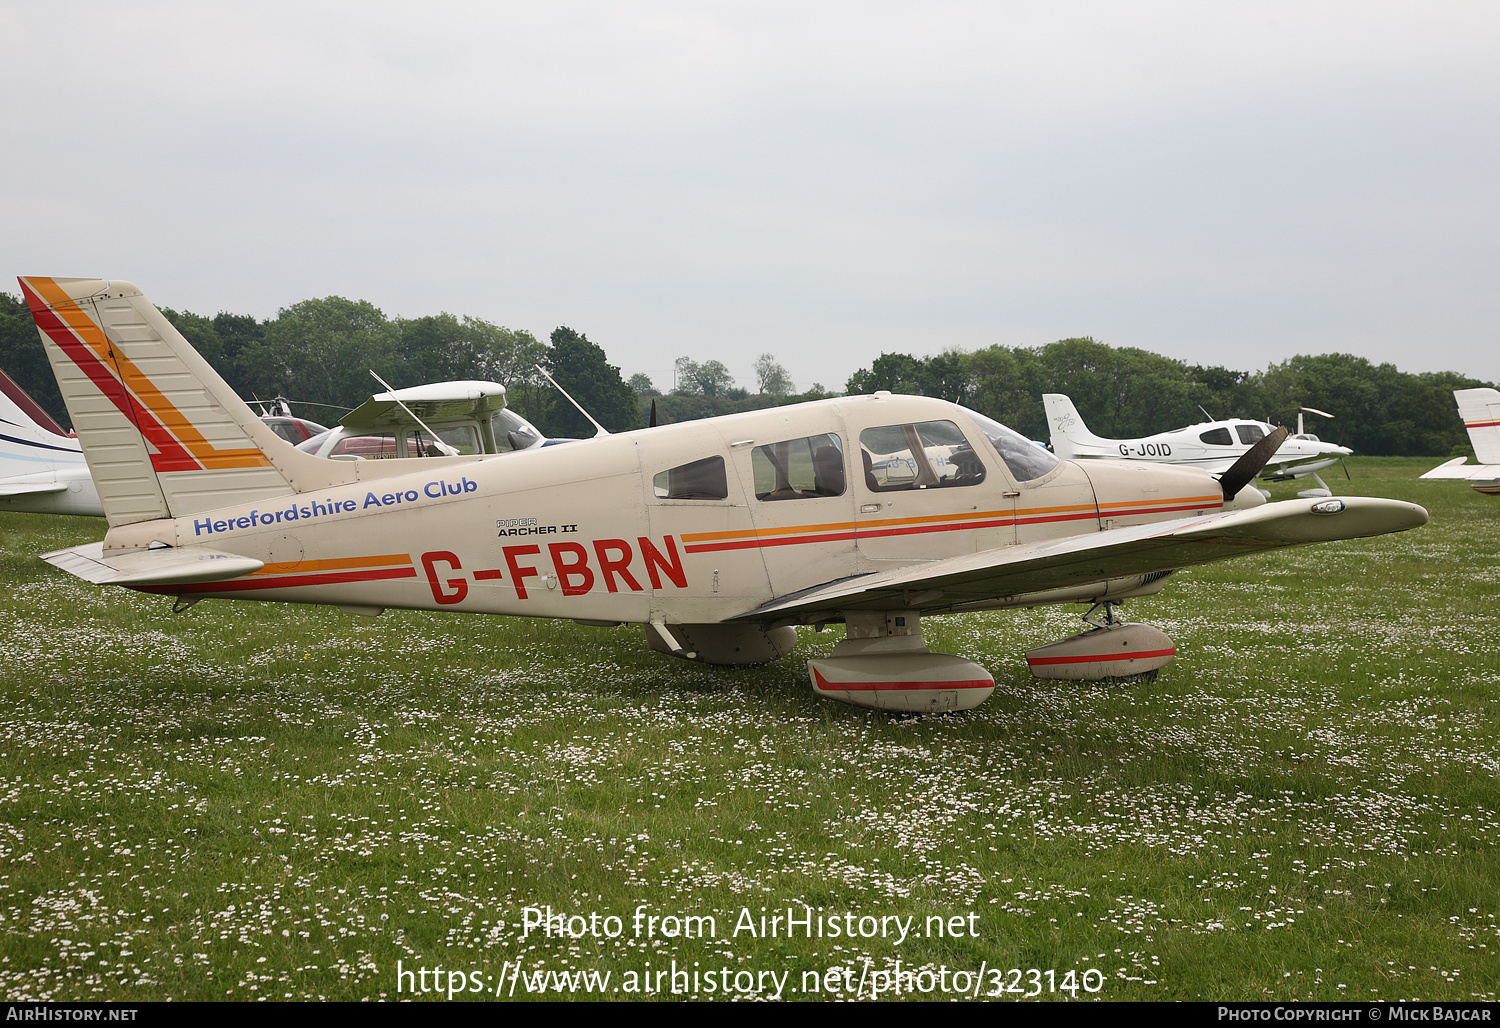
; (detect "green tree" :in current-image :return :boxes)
[0,290,69,428]
[752,353,795,396]
[628,372,660,396]
[538,326,641,437]
[236,297,400,411]
[673,357,736,398]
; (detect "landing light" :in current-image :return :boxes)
[1310,500,1346,515]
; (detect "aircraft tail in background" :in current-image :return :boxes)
[1042,393,1112,459]
[1454,388,1500,465]
[0,364,102,516]
[1420,387,1500,495]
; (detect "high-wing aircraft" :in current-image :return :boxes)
[1044,393,1352,497]
[18,277,1428,713]
[294,380,546,459]
[1419,387,1500,495]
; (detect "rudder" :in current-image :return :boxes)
[1455,388,1500,465]
[19,277,302,525]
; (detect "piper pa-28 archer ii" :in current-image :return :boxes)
[20,277,1428,713]
[1420,388,1500,496]
[1044,393,1353,497]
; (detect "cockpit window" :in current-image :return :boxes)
[653,456,728,500]
[1200,427,1232,445]
[1236,424,1266,445]
[859,420,987,491]
[752,434,845,500]
[962,408,1059,482]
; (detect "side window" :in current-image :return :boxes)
[653,455,728,500]
[1236,424,1266,445]
[405,426,480,457]
[331,433,397,459]
[859,420,987,492]
[752,434,845,500]
[1199,427,1232,445]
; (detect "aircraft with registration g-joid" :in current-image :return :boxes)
[1044,393,1353,497]
[19,277,1429,713]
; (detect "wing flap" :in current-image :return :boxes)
[732,496,1428,620]
[41,541,264,587]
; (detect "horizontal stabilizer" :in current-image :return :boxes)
[0,482,67,497]
[731,496,1428,621]
[1420,457,1500,481]
[41,542,264,587]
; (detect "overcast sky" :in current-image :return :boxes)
[3,1,1497,394]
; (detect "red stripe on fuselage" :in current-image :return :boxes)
[138,566,418,595]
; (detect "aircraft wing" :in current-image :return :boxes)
[0,481,67,497]
[1420,457,1500,481]
[730,496,1427,621]
[41,542,264,587]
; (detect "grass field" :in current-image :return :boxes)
[0,457,1496,1002]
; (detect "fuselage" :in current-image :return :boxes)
[123,394,1233,624]
[0,414,102,516]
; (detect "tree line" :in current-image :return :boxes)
[1,290,1490,455]
[0,293,637,439]
[844,340,1494,457]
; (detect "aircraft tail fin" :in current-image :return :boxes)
[1455,388,1500,465]
[1041,393,1109,459]
[0,366,69,438]
[17,277,353,527]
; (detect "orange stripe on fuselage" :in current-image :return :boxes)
[25,278,270,471]
[681,496,1218,547]
[249,553,413,577]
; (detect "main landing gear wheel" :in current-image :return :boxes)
[1024,601,1177,682]
[808,611,995,713]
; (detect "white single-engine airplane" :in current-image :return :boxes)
[1419,388,1500,495]
[1044,394,1352,496]
[19,277,1428,713]
[0,365,100,516]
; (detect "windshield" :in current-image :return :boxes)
[962,407,1059,482]
[492,410,544,452]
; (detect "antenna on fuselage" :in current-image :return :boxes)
[368,370,461,457]
[534,364,610,437]
[1198,405,1215,421]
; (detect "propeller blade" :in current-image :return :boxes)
[1342,456,1351,481]
[1215,425,1288,500]
[649,399,658,429]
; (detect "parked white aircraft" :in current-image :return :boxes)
[294,381,545,460]
[1044,393,1352,497]
[1419,387,1500,495]
[0,366,99,516]
[19,277,1428,712]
